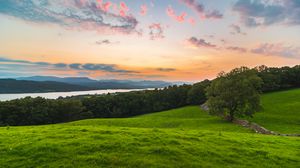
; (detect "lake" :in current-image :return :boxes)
[0,89,151,101]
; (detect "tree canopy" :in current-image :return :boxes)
[206,67,263,121]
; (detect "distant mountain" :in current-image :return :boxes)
[17,76,96,84]
[0,79,94,94]
[17,76,173,89]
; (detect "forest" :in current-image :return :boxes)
[0,65,300,126]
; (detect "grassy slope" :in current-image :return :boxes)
[252,89,300,134]
[69,106,250,133]
[1,107,299,168]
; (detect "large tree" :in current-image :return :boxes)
[206,67,263,121]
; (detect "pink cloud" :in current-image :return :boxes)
[140,5,148,16]
[103,2,112,12]
[188,17,196,25]
[119,2,129,17]
[166,6,188,23]
[96,0,112,12]
[166,6,175,18]
[120,2,129,11]
[177,12,187,22]
[80,0,88,6]
[97,0,102,5]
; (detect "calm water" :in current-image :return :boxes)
[0,89,150,101]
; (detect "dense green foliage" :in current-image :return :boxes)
[256,65,300,92]
[82,85,192,118]
[0,79,93,93]
[187,79,211,105]
[1,65,300,126]
[251,89,300,134]
[0,85,207,126]
[206,67,262,121]
[0,98,93,126]
[0,107,299,168]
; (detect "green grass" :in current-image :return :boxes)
[0,124,299,168]
[69,106,250,133]
[1,106,299,167]
[252,89,300,134]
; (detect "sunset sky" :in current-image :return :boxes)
[0,0,299,82]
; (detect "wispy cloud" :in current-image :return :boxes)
[95,39,120,45]
[54,63,68,68]
[0,57,31,64]
[227,46,247,53]
[179,0,223,19]
[233,0,300,27]
[251,43,300,58]
[230,24,247,35]
[0,0,139,34]
[149,23,165,40]
[0,56,181,79]
[220,39,227,44]
[74,63,136,73]
[0,57,137,74]
[156,68,177,72]
[187,37,217,49]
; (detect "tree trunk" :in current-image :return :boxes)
[228,111,234,122]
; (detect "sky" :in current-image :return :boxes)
[0,0,299,82]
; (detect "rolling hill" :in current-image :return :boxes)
[0,79,94,93]
[0,77,174,94]
[17,76,174,89]
[252,89,300,134]
[0,105,299,167]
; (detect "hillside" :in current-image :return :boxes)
[17,76,174,89]
[0,107,299,168]
[0,79,94,93]
[0,77,174,94]
[252,89,300,134]
[69,106,250,132]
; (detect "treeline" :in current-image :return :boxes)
[256,65,300,92]
[0,65,299,126]
[0,84,209,126]
[0,98,92,126]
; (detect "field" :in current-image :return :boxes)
[252,89,300,134]
[0,90,300,167]
[69,106,250,132]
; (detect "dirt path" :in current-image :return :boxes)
[200,104,300,137]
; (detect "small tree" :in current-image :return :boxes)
[206,67,262,121]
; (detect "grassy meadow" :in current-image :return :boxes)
[0,90,300,167]
[252,89,300,134]
[69,106,250,133]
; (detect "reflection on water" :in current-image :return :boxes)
[0,89,150,101]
